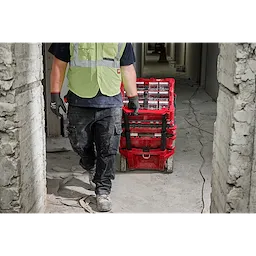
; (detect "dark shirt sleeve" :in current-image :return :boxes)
[48,43,70,63]
[120,43,136,66]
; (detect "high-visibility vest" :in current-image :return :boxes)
[67,43,126,98]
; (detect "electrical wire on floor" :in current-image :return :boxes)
[186,82,206,214]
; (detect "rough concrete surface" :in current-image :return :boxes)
[212,43,256,213]
[0,43,46,213]
[46,76,216,213]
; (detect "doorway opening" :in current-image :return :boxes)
[43,43,219,213]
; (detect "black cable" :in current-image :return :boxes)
[184,80,210,216]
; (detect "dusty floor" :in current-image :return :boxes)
[46,72,217,213]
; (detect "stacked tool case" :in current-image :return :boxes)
[119,78,177,173]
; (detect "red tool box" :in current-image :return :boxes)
[119,78,176,173]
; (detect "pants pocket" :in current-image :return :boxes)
[109,123,122,154]
[114,122,122,135]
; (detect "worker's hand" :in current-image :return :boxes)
[50,93,66,118]
[128,95,139,115]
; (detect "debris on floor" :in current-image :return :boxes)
[46,77,216,213]
[46,137,72,153]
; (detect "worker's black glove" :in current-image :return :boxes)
[50,93,66,118]
[128,95,139,115]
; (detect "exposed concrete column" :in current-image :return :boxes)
[170,43,176,61]
[199,43,208,88]
[211,43,256,213]
[0,43,46,213]
[133,43,142,78]
[167,43,171,57]
[143,40,149,54]
[175,43,184,66]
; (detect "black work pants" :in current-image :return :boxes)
[67,106,122,195]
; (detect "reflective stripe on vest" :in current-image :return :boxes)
[70,43,124,68]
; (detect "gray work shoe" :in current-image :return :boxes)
[88,171,96,191]
[96,194,112,212]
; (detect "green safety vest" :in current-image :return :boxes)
[67,43,126,98]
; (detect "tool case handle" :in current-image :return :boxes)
[122,108,168,151]
[122,107,169,116]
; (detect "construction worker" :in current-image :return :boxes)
[49,43,139,212]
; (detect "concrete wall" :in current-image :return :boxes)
[211,43,256,213]
[133,43,142,77]
[0,43,46,213]
[249,109,256,212]
[175,43,185,66]
[205,43,219,101]
[248,45,256,212]
[185,43,202,83]
[43,43,62,137]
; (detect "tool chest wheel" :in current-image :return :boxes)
[120,155,128,172]
[165,156,174,173]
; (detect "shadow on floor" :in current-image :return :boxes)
[46,76,216,213]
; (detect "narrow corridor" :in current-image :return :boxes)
[46,76,216,213]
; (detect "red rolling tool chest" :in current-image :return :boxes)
[119,78,176,173]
